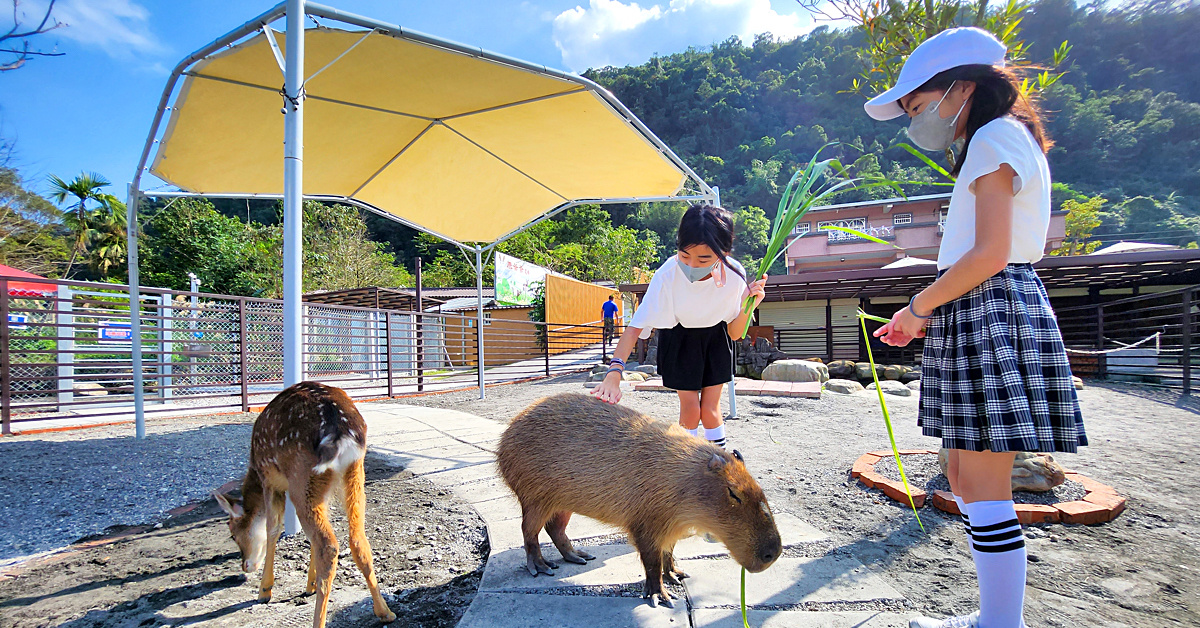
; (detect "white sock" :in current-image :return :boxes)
[953,494,971,536]
[684,427,699,438]
[965,500,1026,628]
[705,424,727,449]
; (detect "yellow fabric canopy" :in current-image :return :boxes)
[150,28,691,243]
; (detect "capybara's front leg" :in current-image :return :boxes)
[545,511,596,565]
[521,505,557,576]
[661,548,689,585]
[632,531,672,608]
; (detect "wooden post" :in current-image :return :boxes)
[1,278,10,435]
[239,299,249,412]
[1096,305,1106,379]
[544,324,551,376]
[825,299,834,362]
[1183,290,1192,396]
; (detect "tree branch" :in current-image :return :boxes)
[1,0,64,72]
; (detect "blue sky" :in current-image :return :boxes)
[0,0,817,201]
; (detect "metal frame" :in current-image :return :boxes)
[126,0,717,438]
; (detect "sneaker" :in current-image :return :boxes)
[908,611,979,628]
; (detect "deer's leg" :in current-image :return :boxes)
[520,501,557,576]
[544,511,595,565]
[631,528,671,608]
[258,489,287,603]
[661,547,688,585]
[291,473,338,628]
[343,458,395,623]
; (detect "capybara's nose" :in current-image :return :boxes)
[758,547,776,564]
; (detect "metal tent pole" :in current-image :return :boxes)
[282,0,306,537]
[127,185,147,439]
[476,244,485,399]
[714,186,737,420]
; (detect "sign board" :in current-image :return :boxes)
[495,252,550,306]
[98,321,132,343]
[6,313,27,330]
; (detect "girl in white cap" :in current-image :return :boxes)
[864,27,1086,628]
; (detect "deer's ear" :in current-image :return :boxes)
[213,492,243,518]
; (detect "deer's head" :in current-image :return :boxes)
[214,492,269,573]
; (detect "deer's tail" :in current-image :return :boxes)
[312,395,366,475]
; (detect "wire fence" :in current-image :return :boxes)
[1,276,614,433]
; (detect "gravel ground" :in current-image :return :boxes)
[1,373,1197,627]
[872,453,1089,505]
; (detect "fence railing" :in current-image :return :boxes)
[1,276,613,433]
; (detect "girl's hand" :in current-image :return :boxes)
[591,370,623,404]
[745,274,767,307]
[872,307,927,347]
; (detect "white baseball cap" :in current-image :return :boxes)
[864,27,1007,121]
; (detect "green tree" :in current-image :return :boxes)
[1050,195,1105,256]
[301,201,413,292]
[0,167,69,276]
[47,172,114,278]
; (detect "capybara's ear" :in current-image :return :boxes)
[731,449,745,463]
[707,452,727,473]
[214,492,243,518]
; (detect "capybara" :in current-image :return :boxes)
[496,393,782,607]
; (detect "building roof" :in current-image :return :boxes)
[623,249,1200,301]
[0,264,57,297]
[881,257,938,269]
[1091,241,1178,256]
[303,286,445,311]
[805,192,952,215]
[434,296,529,312]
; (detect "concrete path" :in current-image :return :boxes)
[359,402,912,627]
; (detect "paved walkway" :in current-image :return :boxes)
[359,402,912,627]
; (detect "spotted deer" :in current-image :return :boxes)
[213,382,395,628]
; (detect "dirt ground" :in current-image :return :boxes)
[0,452,488,628]
[0,373,1196,627]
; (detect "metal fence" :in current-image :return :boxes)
[1,276,612,433]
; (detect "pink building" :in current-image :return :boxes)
[785,193,1067,273]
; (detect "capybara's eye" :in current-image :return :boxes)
[728,487,742,504]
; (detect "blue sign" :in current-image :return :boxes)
[7,313,27,330]
[99,321,132,343]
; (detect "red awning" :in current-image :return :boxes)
[0,264,57,297]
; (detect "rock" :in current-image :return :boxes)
[762,359,829,383]
[626,361,641,371]
[938,449,1067,493]
[735,364,747,377]
[803,357,824,364]
[824,379,865,394]
[592,364,609,375]
[1073,376,1084,390]
[900,370,921,384]
[828,360,856,378]
[636,365,658,376]
[884,365,903,381]
[735,336,788,380]
[855,362,874,380]
[73,382,108,397]
[866,380,913,396]
[622,371,648,382]
[906,379,921,391]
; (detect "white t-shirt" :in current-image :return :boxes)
[937,116,1053,270]
[630,256,749,339]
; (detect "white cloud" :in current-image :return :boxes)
[552,0,812,72]
[22,0,162,58]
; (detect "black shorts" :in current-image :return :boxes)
[656,322,734,391]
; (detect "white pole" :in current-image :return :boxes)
[127,184,146,439]
[282,0,306,537]
[476,245,485,400]
[714,186,737,420]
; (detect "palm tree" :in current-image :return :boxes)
[48,171,111,277]
[85,194,128,279]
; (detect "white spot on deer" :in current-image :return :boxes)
[312,437,364,475]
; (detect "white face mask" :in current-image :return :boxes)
[906,81,968,152]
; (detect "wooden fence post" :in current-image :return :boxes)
[1183,290,1192,396]
[1,279,10,435]
[239,299,249,411]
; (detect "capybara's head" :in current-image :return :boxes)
[698,449,782,573]
[214,492,267,573]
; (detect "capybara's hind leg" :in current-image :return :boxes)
[343,458,396,623]
[631,529,672,608]
[545,512,596,565]
[662,548,689,585]
[520,504,557,576]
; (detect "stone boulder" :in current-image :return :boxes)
[1072,376,1085,390]
[900,370,921,384]
[74,382,108,397]
[906,379,921,391]
[938,449,1067,492]
[636,364,658,376]
[866,380,913,396]
[884,365,904,381]
[855,362,885,382]
[828,360,856,379]
[735,336,788,380]
[622,371,648,383]
[762,359,829,383]
[824,379,865,394]
[803,357,825,364]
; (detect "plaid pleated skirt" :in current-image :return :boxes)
[919,264,1087,453]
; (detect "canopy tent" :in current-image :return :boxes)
[0,265,57,297]
[126,1,717,438]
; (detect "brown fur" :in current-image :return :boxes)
[496,393,782,606]
[213,382,394,628]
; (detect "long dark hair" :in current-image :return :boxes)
[913,64,1052,176]
[677,204,746,282]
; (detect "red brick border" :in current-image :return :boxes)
[852,452,1126,525]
